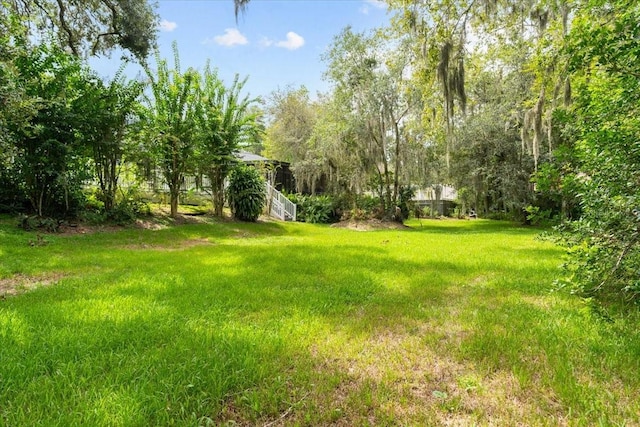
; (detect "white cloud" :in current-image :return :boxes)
[275,32,305,50]
[159,19,177,32]
[259,36,274,48]
[205,28,248,47]
[360,1,385,15]
[365,0,386,9]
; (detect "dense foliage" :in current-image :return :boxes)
[555,0,640,304]
[286,194,337,224]
[227,165,266,222]
[1,10,260,221]
[1,38,93,217]
[2,0,158,58]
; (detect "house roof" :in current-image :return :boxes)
[236,150,289,166]
[236,150,270,163]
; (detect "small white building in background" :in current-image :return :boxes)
[413,185,458,216]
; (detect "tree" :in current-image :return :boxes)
[2,0,159,58]
[556,0,640,303]
[3,41,96,217]
[385,0,579,220]
[447,47,536,218]
[195,65,260,217]
[305,94,363,199]
[451,101,534,218]
[140,44,199,218]
[323,27,418,219]
[264,86,320,193]
[80,71,142,213]
[2,0,256,59]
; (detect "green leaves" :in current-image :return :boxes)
[554,0,640,304]
[286,194,336,224]
[141,44,200,217]
[3,0,158,58]
[139,44,261,218]
[194,65,261,217]
[227,166,266,222]
[2,41,96,216]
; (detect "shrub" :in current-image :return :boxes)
[79,187,149,225]
[18,215,61,232]
[227,166,266,222]
[356,195,380,216]
[109,191,150,225]
[524,205,556,226]
[414,206,431,218]
[451,206,463,219]
[286,194,337,224]
[338,194,382,221]
[302,195,335,223]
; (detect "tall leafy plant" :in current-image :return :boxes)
[6,42,93,217]
[227,165,265,222]
[141,43,198,218]
[195,65,260,217]
[80,70,142,213]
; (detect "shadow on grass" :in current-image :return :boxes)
[407,218,543,236]
[0,219,292,277]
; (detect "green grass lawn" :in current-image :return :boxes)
[1,216,639,426]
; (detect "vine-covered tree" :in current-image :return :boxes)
[264,86,319,193]
[323,27,418,218]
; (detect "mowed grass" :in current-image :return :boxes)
[0,216,639,426]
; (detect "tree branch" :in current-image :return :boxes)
[594,232,640,293]
[55,0,78,56]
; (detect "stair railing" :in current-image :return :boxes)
[265,182,296,221]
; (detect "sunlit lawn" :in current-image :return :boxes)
[0,215,639,425]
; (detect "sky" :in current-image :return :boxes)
[90,0,393,101]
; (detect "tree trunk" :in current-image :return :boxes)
[170,190,179,218]
[211,167,225,217]
[393,119,402,207]
[434,184,442,216]
[168,173,181,219]
[378,119,393,219]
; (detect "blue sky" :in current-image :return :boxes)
[90,0,392,100]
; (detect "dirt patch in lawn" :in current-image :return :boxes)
[135,208,214,229]
[330,219,410,231]
[291,322,565,426]
[52,211,213,235]
[0,272,66,297]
